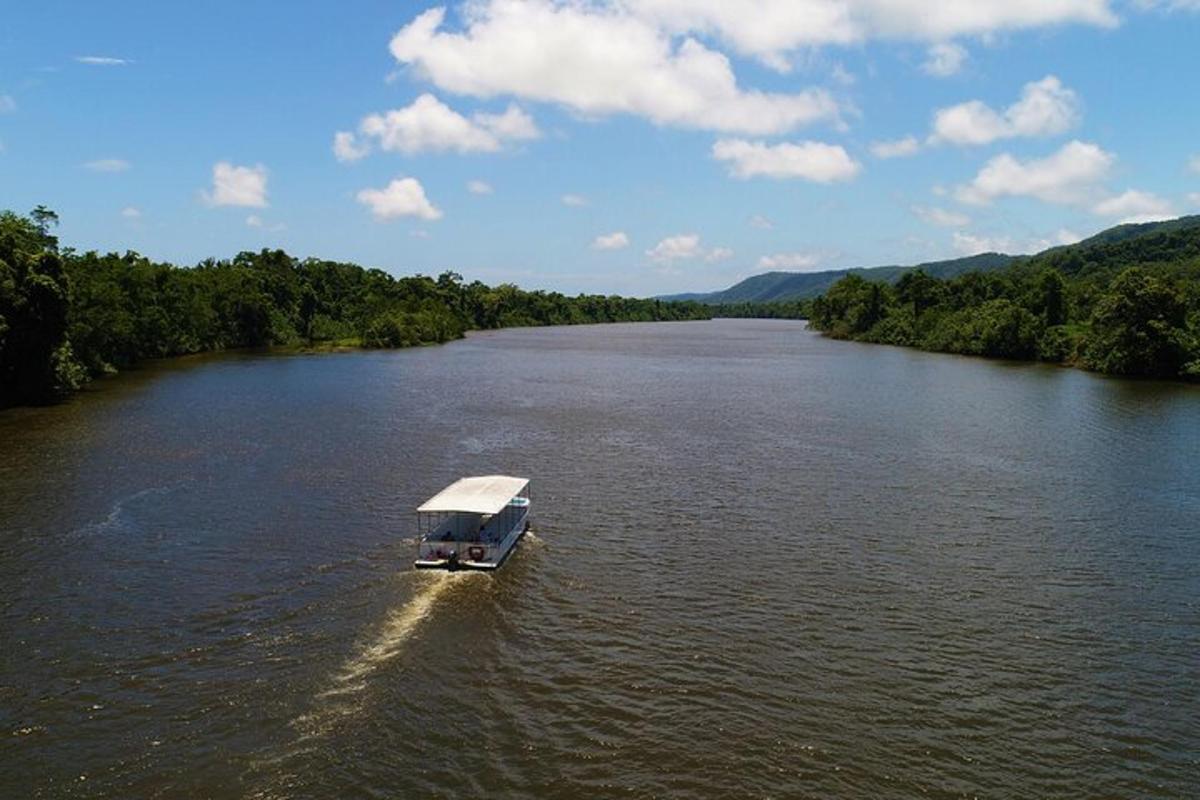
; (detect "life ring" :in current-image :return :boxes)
[468,546,485,561]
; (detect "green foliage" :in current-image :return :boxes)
[804,222,1200,380]
[0,210,81,404]
[1082,268,1191,377]
[0,208,712,407]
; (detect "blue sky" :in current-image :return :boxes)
[2,1,1199,296]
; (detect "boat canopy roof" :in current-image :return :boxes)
[417,475,529,515]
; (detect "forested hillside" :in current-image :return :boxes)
[0,208,709,407]
[665,253,1015,304]
[806,219,1200,380]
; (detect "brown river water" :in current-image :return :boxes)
[1,319,1197,798]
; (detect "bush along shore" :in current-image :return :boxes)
[0,208,710,407]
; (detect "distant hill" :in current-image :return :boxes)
[661,252,1014,304]
[1070,214,1200,248]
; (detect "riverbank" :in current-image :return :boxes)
[0,208,710,408]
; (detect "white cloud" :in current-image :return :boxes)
[467,179,494,194]
[870,136,920,159]
[203,162,268,208]
[623,0,1117,67]
[1189,192,1200,207]
[952,231,1016,255]
[0,94,15,113]
[712,138,861,182]
[1091,189,1176,223]
[923,42,967,77]
[913,205,970,227]
[931,75,1080,146]
[1133,0,1200,10]
[473,104,541,140]
[389,4,841,135]
[758,252,822,270]
[84,158,130,172]
[1188,154,1200,174]
[1056,229,1084,246]
[645,233,730,264]
[561,193,589,207]
[953,227,1084,255]
[593,231,630,250]
[244,215,286,231]
[956,140,1113,206]
[345,94,540,157]
[120,206,141,219]
[356,176,443,221]
[75,56,129,66]
[333,131,370,162]
[830,63,856,85]
[749,214,774,229]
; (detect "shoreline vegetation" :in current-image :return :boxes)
[0,208,710,408]
[717,217,1200,383]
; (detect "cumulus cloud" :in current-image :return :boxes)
[758,252,822,270]
[561,193,588,207]
[389,4,841,135]
[749,214,774,229]
[923,42,967,77]
[337,94,540,160]
[75,56,130,66]
[1092,189,1176,223]
[931,75,1080,146]
[467,179,494,194]
[356,176,443,221]
[0,94,15,113]
[120,206,141,219]
[953,228,1083,255]
[712,138,861,182]
[623,0,1116,68]
[913,205,970,227]
[203,162,268,208]
[333,131,370,162]
[84,158,130,172]
[1189,192,1200,207]
[1188,154,1200,174]
[870,136,920,159]
[645,233,730,264]
[955,140,1113,206]
[593,231,630,250]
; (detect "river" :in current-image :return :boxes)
[1,319,1197,798]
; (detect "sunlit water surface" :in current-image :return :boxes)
[1,320,1197,798]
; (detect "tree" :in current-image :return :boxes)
[1083,267,1190,377]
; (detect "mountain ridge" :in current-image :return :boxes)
[665,215,1200,305]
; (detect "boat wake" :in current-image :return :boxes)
[247,570,479,797]
[291,570,475,741]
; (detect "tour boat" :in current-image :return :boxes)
[413,475,531,570]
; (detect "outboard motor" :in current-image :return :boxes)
[446,551,460,571]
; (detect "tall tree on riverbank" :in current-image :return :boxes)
[0,209,85,405]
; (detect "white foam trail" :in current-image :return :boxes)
[289,571,475,742]
[324,571,464,695]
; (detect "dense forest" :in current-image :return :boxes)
[0,208,710,407]
[800,222,1200,380]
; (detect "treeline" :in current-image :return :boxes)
[712,299,811,320]
[804,226,1200,380]
[0,208,710,407]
